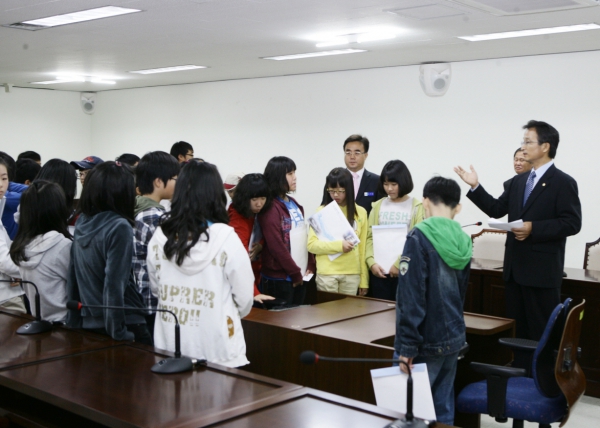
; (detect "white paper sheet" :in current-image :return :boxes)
[290,224,308,277]
[371,363,436,421]
[372,224,407,274]
[307,201,360,261]
[488,218,524,231]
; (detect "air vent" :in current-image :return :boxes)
[386,4,467,20]
[2,22,46,31]
[452,0,599,15]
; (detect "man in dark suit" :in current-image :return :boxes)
[503,147,532,192]
[344,134,380,215]
[454,120,581,341]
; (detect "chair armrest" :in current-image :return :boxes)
[498,337,538,352]
[469,363,526,420]
[471,362,527,378]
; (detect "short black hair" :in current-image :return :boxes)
[115,153,140,167]
[514,147,524,157]
[522,120,559,159]
[0,152,16,181]
[136,151,180,195]
[36,159,77,211]
[15,158,41,184]
[264,156,296,198]
[232,173,272,218]
[379,160,414,199]
[343,134,370,153]
[170,141,194,159]
[320,167,356,226]
[17,151,41,163]
[79,161,136,226]
[422,176,461,209]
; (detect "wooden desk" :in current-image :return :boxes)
[0,343,301,428]
[0,310,119,371]
[203,387,453,428]
[242,295,514,406]
[468,258,600,397]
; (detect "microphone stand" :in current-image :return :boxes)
[67,301,203,374]
[300,351,431,428]
[0,280,53,335]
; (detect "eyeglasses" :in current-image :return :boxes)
[344,150,365,157]
[185,152,194,158]
[77,171,88,179]
[327,188,346,195]
[520,140,538,147]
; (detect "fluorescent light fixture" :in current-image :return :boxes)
[129,65,207,74]
[263,49,367,61]
[21,6,141,28]
[459,23,600,41]
[316,37,350,48]
[31,75,116,84]
[357,32,396,43]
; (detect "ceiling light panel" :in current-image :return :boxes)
[452,0,599,16]
[129,65,207,74]
[263,49,367,60]
[385,4,468,20]
[4,6,141,31]
[459,23,600,41]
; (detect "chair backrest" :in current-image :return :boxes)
[556,300,586,427]
[471,229,507,261]
[532,303,565,397]
[583,238,600,270]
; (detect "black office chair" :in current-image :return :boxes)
[456,300,586,428]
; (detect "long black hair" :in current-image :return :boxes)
[160,161,229,266]
[264,156,296,198]
[10,181,71,264]
[36,159,77,212]
[78,161,136,226]
[320,167,356,226]
[231,173,271,218]
[378,160,414,199]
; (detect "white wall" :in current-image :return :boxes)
[0,87,92,162]
[60,50,600,269]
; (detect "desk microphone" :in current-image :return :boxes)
[462,221,482,228]
[0,280,53,335]
[300,351,431,428]
[66,300,203,374]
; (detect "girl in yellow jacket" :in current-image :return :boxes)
[307,168,368,296]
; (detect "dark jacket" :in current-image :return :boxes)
[66,211,145,341]
[394,227,470,358]
[355,169,380,215]
[468,164,581,289]
[257,196,315,284]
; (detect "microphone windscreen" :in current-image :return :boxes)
[299,350,317,365]
[66,300,81,310]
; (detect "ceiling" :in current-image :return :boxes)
[1,0,600,92]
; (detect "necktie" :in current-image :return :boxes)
[523,170,536,207]
[353,172,360,198]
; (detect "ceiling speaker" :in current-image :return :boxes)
[80,92,96,115]
[419,63,451,97]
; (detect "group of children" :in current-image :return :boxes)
[0,142,472,425]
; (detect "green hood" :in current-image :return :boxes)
[134,195,164,217]
[414,217,472,270]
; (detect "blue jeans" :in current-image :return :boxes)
[392,350,459,425]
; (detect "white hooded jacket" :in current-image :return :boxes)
[18,231,71,322]
[148,223,254,368]
[0,197,23,304]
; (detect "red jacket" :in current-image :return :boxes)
[257,196,315,284]
[228,206,261,296]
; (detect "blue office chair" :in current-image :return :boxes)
[499,297,573,376]
[456,300,586,428]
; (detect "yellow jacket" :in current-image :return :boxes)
[307,204,369,289]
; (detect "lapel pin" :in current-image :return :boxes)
[542,183,546,187]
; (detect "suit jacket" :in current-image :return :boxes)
[355,169,380,215]
[468,164,581,289]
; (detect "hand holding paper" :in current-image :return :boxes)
[488,218,524,231]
